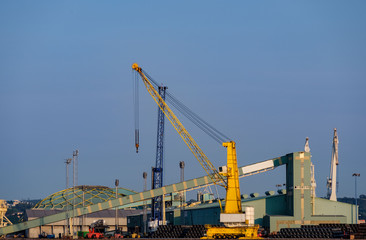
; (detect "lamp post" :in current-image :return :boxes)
[352,173,360,224]
[115,179,119,231]
[179,161,185,225]
[143,172,148,235]
[65,158,72,237]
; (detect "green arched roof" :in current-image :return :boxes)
[34,185,136,209]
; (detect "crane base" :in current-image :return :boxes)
[201,225,260,239]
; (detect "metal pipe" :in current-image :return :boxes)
[115,179,119,231]
[352,173,360,224]
[179,161,185,225]
[142,173,147,234]
[65,158,72,237]
[72,150,78,238]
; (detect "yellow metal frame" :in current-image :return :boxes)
[0,200,12,227]
[203,225,260,239]
[222,141,242,214]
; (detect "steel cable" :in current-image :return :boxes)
[142,70,231,144]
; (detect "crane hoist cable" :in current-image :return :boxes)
[133,70,140,153]
[166,94,229,144]
[142,70,231,144]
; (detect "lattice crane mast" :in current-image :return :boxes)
[134,71,167,227]
[151,86,167,224]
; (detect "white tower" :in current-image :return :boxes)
[327,128,339,201]
[304,137,310,153]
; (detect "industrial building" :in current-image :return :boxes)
[1,151,358,238]
[25,209,143,238]
[127,152,357,233]
[1,150,357,238]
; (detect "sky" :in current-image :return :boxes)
[0,1,365,201]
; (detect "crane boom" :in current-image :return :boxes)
[132,63,226,188]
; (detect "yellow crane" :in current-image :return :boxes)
[132,63,259,239]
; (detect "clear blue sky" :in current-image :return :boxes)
[0,1,365,201]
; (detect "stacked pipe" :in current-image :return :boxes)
[271,223,366,239]
[151,225,207,238]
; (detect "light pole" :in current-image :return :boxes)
[65,158,72,237]
[115,179,119,231]
[143,172,147,235]
[179,161,185,225]
[72,150,78,238]
[352,173,360,224]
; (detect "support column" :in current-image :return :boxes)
[286,152,312,222]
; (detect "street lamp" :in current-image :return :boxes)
[115,179,119,231]
[352,173,360,224]
[143,172,148,235]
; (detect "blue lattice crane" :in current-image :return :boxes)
[151,86,167,224]
[134,74,167,229]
